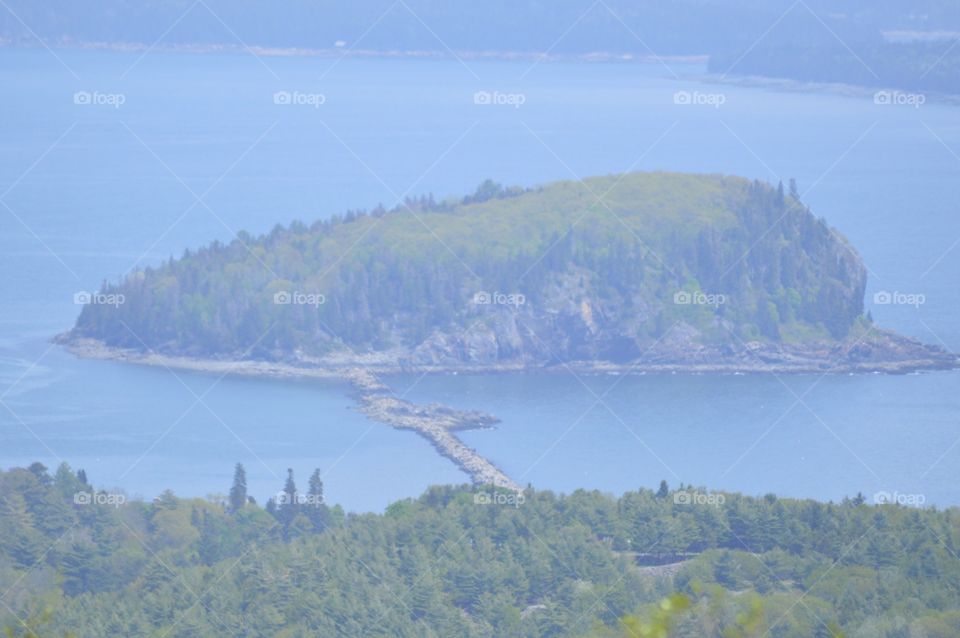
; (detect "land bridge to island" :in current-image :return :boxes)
[344,369,522,491]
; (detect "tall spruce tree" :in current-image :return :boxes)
[656,480,669,499]
[278,468,298,526]
[307,469,324,507]
[306,468,330,531]
[228,463,247,514]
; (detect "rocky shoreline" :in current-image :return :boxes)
[55,332,957,491]
[57,328,960,379]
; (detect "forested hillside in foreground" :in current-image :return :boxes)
[2,462,960,637]
[69,173,873,367]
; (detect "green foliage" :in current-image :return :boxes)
[3,465,956,637]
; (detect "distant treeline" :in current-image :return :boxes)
[710,39,960,96]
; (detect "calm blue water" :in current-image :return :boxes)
[1,49,957,510]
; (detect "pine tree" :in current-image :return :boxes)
[228,463,247,514]
[306,468,330,531]
[278,468,299,527]
[656,480,669,499]
[307,469,324,507]
[27,462,50,485]
[54,462,79,500]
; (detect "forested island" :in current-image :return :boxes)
[2,461,959,637]
[57,172,955,491]
[62,172,954,375]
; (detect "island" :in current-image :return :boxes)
[57,172,958,487]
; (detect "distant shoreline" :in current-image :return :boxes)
[6,39,958,105]
[0,39,708,65]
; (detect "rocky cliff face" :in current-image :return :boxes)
[404,234,869,368]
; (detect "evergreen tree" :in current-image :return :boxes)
[307,469,324,507]
[278,468,299,527]
[27,462,49,485]
[228,463,247,514]
[656,480,669,500]
[306,468,330,531]
[61,541,97,596]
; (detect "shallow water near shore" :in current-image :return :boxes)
[388,369,960,506]
[1,49,958,510]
